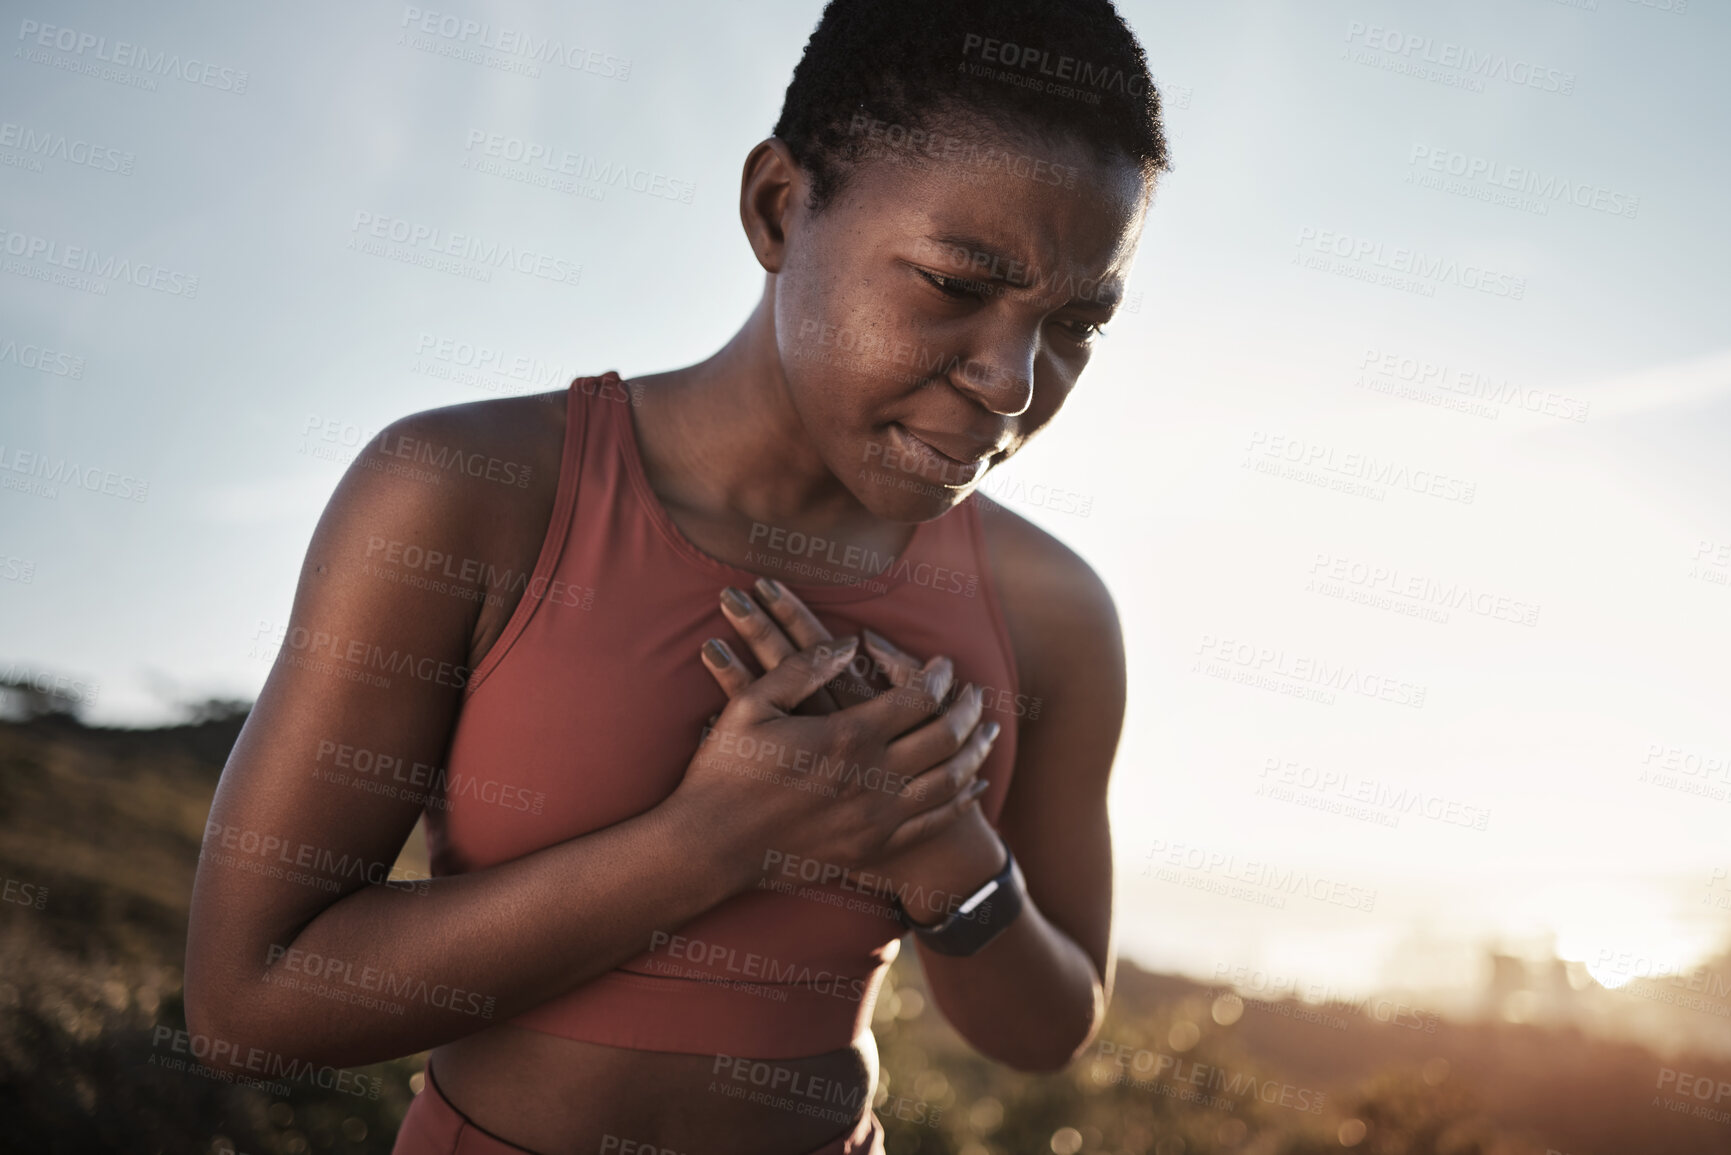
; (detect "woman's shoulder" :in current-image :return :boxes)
[972,494,1124,704]
[369,388,570,478]
[339,388,569,538]
[321,387,574,666]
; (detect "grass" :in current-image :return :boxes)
[2,707,1728,1154]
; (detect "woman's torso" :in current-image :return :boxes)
[417,372,1023,1153]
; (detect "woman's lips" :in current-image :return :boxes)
[888,423,988,487]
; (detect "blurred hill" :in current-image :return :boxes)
[0,703,422,1154]
[2,701,1730,1154]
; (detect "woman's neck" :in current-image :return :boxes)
[629,288,902,544]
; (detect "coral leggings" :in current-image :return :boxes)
[390,1062,885,1155]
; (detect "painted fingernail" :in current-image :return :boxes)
[755,576,784,602]
[721,587,753,616]
[983,721,1002,743]
[702,638,732,666]
[927,656,953,699]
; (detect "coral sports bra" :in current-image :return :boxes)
[423,372,1022,1059]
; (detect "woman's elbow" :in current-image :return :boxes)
[993,1001,1105,1074]
[179,985,237,1070]
[180,969,285,1076]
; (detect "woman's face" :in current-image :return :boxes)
[769,119,1148,521]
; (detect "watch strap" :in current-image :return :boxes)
[893,839,1026,957]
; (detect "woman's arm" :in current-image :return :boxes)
[866,519,1126,1072]
[186,399,747,1070]
[713,535,1126,1072]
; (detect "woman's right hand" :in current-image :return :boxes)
[668,633,999,880]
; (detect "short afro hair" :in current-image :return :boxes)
[772,0,1171,212]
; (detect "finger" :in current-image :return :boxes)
[751,577,832,649]
[860,628,927,690]
[752,577,886,711]
[743,635,860,717]
[880,778,991,858]
[890,696,991,775]
[699,638,755,700]
[897,718,999,812]
[839,651,954,742]
[721,585,841,714]
[720,585,800,670]
[799,686,843,715]
[862,629,958,712]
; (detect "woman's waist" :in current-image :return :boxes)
[431,1022,880,1154]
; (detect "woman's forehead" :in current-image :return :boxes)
[829,144,1147,286]
[843,113,1146,203]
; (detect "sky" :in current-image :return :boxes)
[3,0,1729,1015]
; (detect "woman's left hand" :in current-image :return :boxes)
[708,577,1009,913]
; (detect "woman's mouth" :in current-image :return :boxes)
[886,423,990,488]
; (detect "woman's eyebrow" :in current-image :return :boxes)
[921,233,1038,287]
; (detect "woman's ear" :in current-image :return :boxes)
[738,137,803,274]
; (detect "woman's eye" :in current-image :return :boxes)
[1061,318,1107,342]
[918,269,984,299]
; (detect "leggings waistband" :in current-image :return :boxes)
[391,1062,537,1154]
[389,1062,885,1155]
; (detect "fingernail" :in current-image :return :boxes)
[755,576,784,602]
[983,721,1002,743]
[721,587,753,616]
[702,638,732,666]
[832,634,860,657]
[966,779,991,799]
[926,656,953,698]
[861,627,888,651]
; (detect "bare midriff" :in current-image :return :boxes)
[429,1024,877,1155]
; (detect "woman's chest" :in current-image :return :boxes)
[430,575,1023,872]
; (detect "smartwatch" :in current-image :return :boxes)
[891,840,1027,957]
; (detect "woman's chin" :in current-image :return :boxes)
[850,471,963,520]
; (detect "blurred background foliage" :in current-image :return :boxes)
[2,700,1728,1153]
